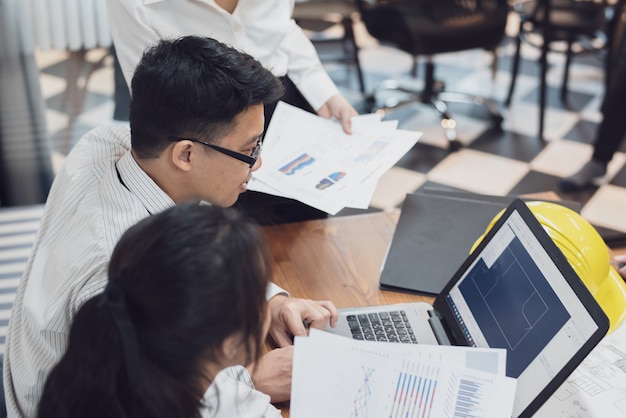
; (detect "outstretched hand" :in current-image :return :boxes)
[267,295,338,347]
[316,93,358,135]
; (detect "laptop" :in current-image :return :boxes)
[326,198,609,418]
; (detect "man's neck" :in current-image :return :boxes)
[132,150,183,203]
[215,0,238,14]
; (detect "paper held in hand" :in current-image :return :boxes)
[248,102,421,215]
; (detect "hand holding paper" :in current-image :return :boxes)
[249,102,421,214]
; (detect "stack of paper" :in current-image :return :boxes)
[249,102,421,215]
[535,320,626,417]
[291,329,517,418]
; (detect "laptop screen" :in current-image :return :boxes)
[438,202,608,418]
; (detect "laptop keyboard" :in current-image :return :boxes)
[347,311,417,343]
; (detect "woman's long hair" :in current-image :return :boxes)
[37,204,271,418]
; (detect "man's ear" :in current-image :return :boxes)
[170,140,194,172]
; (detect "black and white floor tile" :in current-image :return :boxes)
[325,22,626,243]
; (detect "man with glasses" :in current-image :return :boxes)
[3,36,337,418]
[106,0,359,226]
[167,135,263,169]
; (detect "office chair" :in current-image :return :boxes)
[293,0,366,93]
[505,0,609,141]
[354,0,509,151]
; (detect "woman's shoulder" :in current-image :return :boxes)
[200,371,282,418]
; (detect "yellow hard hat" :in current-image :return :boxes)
[471,200,626,334]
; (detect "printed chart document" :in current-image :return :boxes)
[249,102,420,214]
[535,320,626,417]
[291,330,517,418]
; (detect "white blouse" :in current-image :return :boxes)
[201,371,282,417]
[105,0,339,111]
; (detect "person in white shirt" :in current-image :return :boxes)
[106,0,357,134]
[3,36,337,418]
[105,0,360,225]
[37,204,283,418]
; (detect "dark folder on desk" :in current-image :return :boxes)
[379,190,581,295]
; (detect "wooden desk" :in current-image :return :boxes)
[263,211,432,417]
[263,210,434,309]
[262,208,626,417]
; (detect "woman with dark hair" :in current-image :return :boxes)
[36,204,281,417]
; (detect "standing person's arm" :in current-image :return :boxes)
[106,0,163,87]
[277,18,358,133]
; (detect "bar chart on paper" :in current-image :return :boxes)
[443,374,496,418]
[290,330,516,418]
[386,364,439,418]
[378,361,509,418]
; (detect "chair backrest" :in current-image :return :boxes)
[352,0,415,51]
[352,0,509,55]
[520,0,608,37]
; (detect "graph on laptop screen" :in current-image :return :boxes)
[445,209,601,418]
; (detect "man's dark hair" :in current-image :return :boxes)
[129,36,284,158]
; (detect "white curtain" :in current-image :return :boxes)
[0,0,55,205]
[17,0,112,53]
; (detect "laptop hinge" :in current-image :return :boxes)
[428,310,451,345]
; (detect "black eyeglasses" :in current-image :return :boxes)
[167,136,263,168]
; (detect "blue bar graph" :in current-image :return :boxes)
[389,365,438,418]
[452,378,485,418]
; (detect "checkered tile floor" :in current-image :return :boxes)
[34,19,626,246]
[329,26,626,244]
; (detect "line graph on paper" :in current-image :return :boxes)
[333,349,507,418]
[349,361,441,418]
[351,366,375,417]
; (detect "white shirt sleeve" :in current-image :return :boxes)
[201,370,282,418]
[267,281,289,301]
[105,0,339,110]
[277,19,339,111]
[105,0,163,87]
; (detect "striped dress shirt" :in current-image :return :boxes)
[3,125,284,417]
